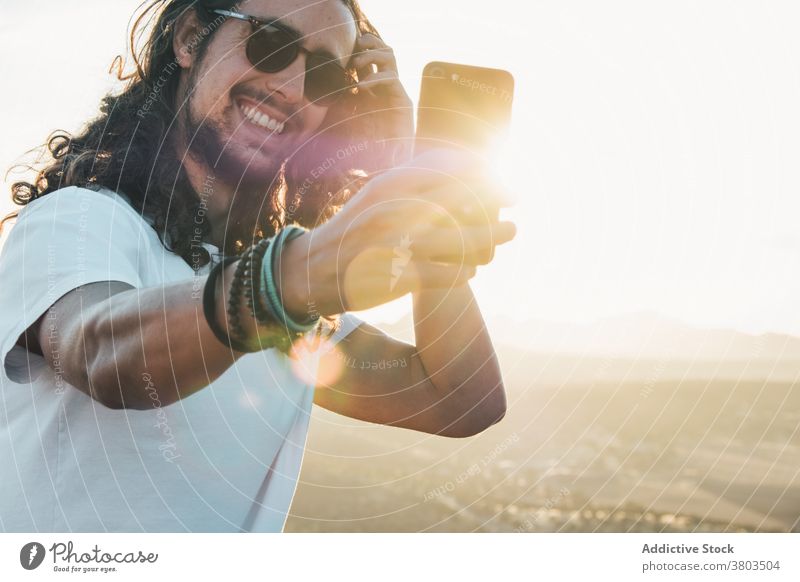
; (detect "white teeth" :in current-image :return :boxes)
[240,103,285,134]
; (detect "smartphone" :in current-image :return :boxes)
[415,61,515,156]
[415,62,514,264]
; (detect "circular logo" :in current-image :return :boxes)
[20,542,46,570]
[427,66,447,79]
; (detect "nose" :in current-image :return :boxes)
[262,53,307,105]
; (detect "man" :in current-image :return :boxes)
[0,0,515,532]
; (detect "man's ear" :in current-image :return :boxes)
[172,9,203,68]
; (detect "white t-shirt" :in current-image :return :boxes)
[0,186,360,532]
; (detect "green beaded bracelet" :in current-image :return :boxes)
[261,226,320,335]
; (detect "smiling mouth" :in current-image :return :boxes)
[237,100,286,135]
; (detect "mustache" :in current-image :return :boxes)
[233,87,298,124]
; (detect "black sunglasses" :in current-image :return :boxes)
[213,9,355,106]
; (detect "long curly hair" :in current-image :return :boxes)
[3,0,389,268]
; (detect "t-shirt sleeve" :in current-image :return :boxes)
[0,186,147,384]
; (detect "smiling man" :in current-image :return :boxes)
[0,0,514,532]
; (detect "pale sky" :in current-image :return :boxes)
[3,1,800,336]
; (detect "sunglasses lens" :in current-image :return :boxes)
[246,25,298,72]
[245,25,351,105]
[305,54,351,105]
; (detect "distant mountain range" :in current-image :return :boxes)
[377,310,800,359]
[372,311,800,384]
[491,311,800,360]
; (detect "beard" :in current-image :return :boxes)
[178,78,364,242]
[182,98,289,247]
[183,100,286,192]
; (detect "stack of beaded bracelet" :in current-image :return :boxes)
[203,255,253,353]
[202,226,321,355]
[227,237,292,353]
[240,238,272,325]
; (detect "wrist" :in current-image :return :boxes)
[275,232,314,323]
[218,255,288,351]
[211,260,251,355]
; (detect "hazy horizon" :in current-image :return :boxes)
[4,1,800,339]
[287,327,799,533]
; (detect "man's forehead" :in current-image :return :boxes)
[237,0,358,57]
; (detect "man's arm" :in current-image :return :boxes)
[28,262,260,410]
[314,284,506,438]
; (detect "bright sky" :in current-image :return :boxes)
[3,1,800,336]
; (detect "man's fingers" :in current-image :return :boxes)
[357,70,401,91]
[371,163,474,197]
[353,33,396,57]
[404,147,488,178]
[411,222,517,265]
[349,48,398,74]
[370,153,499,209]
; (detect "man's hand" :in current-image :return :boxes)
[349,33,415,166]
[278,148,516,320]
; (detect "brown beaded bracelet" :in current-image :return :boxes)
[225,246,251,343]
[225,239,297,355]
[242,238,273,325]
[202,256,256,353]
